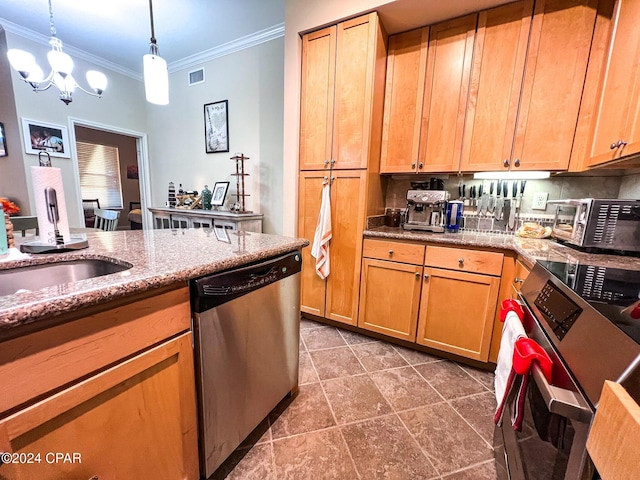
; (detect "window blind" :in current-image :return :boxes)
[76,141,123,209]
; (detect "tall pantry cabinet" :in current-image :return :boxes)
[298,12,387,326]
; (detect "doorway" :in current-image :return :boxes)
[68,118,151,230]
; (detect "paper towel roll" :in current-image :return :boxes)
[30,166,71,245]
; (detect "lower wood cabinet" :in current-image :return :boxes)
[0,288,199,480]
[416,267,500,361]
[358,240,503,362]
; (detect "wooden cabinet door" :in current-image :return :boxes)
[332,13,384,170]
[358,259,423,342]
[416,267,500,361]
[324,170,367,325]
[298,171,328,317]
[300,26,336,171]
[587,0,640,166]
[380,27,429,174]
[460,1,533,172]
[511,0,597,171]
[0,333,198,480]
[418,14,477,172]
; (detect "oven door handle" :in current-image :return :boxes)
[531,363,592,423]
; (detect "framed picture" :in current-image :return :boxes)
[0,122,7,157]
[21,118,70,158]
[204,100,229,153]
[212,181,230,207]
[214,226,231,243]
[126,164,139,179]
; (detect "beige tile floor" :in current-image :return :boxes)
[214,318,499,480]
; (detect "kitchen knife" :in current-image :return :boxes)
[462,184,466,205]
[508,181,518,230]
[459,184,463,200]
[488,181,495,213]
[502,181,510,227]
[495,180,503,220]
[470,185,476,210]
[478,183,484,215]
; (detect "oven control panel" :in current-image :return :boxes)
[534,281,583,340]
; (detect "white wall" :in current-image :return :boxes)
[5,31,148,226]
[146,38,285,234]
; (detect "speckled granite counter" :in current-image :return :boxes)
[0,230,308,333]
[364,226,640,270]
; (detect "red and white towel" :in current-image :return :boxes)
[311,183,332,279]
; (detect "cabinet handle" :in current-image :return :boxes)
[610,142,618,150]
[87,477,99,480]
[611,140,629,149]
[388,249,394,256]
[514,277,525,284]
[424,273,430,280]
[503,159,510,168]
[458,258,464,266]
[418,162,423,169]
[411,162,416,169]
[513,158,520,167]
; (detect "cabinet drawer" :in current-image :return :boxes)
[363,239,425,265]
[0,287,191,415]
[512,259,531,294]
[425,246,503,276]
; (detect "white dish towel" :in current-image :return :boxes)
[494,310,527,407]
[311,183,332,279]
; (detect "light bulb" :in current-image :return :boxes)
[143,52,169,105]
[47,49,74,76]
[7,49,37,76]
[26,64,45,83]
[53,72,76,92]
[86,70,107,95]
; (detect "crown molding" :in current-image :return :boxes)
[0,17,143,81]
[1,18,284,81]
[168,22,284,73]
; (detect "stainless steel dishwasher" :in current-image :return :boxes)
[190,250,302,478]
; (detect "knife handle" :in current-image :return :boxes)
[478,184,483,197]
[512,181,518,198]
[520,180,527,196]
[496,180,502,196]
[503,181,508,198]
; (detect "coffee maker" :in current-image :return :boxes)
[402,190,449,232]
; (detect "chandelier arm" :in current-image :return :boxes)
[74,83,103,98]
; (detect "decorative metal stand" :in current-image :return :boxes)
[230,153,252,213]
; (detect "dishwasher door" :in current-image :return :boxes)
[191,251,302,478]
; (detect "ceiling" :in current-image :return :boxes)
[0,0,285,78]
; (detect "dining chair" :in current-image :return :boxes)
[82,199,101,227]
[10,216,39,236]
[93,208,120,231]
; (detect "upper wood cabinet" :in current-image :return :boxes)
[380,16,477,174]
[584,0,640,167]
[460,0,597,172]
[379,27,429,174]
[300,13,387,171]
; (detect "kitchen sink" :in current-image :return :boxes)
[0,258,132,297]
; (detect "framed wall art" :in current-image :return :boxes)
[0,122,7,157]
[21,118,70,158]
[211,181,230,207]
[204,100,229,153]
[214,225,231,243]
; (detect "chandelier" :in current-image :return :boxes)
[6,0,107,105]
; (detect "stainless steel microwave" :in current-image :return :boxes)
[549,199,640,253]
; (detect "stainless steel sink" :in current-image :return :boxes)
[0,258,132,297]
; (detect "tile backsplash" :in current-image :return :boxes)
[383,173,637,233]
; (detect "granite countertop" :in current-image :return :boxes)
[364,226,640,270]
[0,230,308,333]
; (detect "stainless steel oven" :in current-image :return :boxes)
[495,259,640,480]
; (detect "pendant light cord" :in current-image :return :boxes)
[148,0,157,44]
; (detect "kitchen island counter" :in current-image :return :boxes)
[0,229,308,335]
[364,226,640,270]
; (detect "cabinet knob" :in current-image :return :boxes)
[418,162,423,169]
[415,272,420,278]
[424,273,430,280]
[324,159,330,165]
[331,159,336,165]
[513,158,520,167]
[611,140,629,149]
[514,277,525,284]
[388,249,394,256]
[411,162,416,169]
[503,159,510,168]
[458,258,464,266]
[610,142,618,150]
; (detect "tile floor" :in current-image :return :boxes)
[215,318,499,480]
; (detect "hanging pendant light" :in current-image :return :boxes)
[6,0,107,105]
[143,0,169,105]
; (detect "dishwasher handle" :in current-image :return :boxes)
[191,250,302,312]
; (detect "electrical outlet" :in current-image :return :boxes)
[532,192,549,210]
